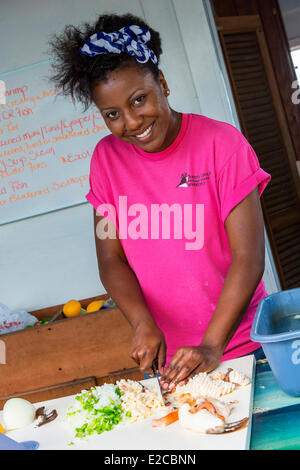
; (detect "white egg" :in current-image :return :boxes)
[3,398,36,431]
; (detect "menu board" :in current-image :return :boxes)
[0,61,109,225]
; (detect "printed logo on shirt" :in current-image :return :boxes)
[176,172,211,188]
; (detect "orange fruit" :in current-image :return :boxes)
[63,300,82,318]
[86,300,105,313]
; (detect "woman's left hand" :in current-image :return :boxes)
[159,345,223,390]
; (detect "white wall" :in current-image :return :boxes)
[0,0,280,312]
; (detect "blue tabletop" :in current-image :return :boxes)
[250,360,300,450]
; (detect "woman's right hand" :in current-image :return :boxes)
[130,321,166,375]
[93,213,166,375]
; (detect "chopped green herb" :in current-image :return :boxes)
[68,385,125,439]
[74,404,123,438]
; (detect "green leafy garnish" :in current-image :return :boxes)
[69,386,125,439]
[75,404,123,438]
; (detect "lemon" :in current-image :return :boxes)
[63,300,82,318]
[86,300,105,313]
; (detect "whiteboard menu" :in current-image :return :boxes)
[0,61,109,225]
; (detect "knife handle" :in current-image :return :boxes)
[152,358,159,373]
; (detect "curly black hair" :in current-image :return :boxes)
[48,13,163,110]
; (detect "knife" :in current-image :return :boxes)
[152,358,169,407]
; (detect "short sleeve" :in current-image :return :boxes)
[85,145,116,224]
[218,143,271,223]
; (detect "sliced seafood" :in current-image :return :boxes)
[152,409,179,428]
[194,397,232,421]
[173,372,236,400]
[178,398,248,434]
[117,379,164,423]
[179,403,226,434]
[228,369,251,386]
[210,368,250,386]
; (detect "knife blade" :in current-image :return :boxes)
[152,358,168,406]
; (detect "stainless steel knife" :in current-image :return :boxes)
[152,358,168,406]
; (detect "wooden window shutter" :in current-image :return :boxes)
[215,15,300,289]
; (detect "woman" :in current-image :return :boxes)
[49,13,270,390]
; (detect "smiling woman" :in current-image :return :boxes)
[49,12,271,389]
[92,65,181,153]
[49,14,181,154]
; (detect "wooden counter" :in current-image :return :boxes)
[0,295,142,407]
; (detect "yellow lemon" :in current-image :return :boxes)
[63,300,82,318]
[0,423,5,434]
[86,300,105,313]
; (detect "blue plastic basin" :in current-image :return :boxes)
[251,288,300,396]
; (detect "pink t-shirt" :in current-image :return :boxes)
[86,113,271,363]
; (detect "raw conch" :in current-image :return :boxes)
[210,368,251,387]
[178,397,236,434]
[152,366,251,434]
[171,372,236,401]
[178,397,231,434]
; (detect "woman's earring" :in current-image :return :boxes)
[165,89,170,97]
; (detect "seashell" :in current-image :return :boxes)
[228,370,251,386]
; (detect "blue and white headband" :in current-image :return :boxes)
[79,24,159,67]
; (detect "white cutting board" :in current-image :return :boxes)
[0,355,255,450]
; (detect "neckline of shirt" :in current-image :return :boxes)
[130,113,190,161]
